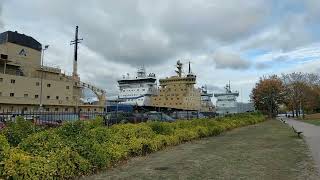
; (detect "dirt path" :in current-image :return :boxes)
[283,118,320,173]
[84,120,318,180]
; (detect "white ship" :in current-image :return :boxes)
[214,82,239,115]
[117,67,157,106]
[200,86,215,113]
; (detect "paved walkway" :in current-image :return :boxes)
[282,117,320,173]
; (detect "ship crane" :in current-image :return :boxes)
[79,81,106,106]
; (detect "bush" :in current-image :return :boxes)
[0,135,9,160]
[3,147,91,179]
[2,117,35,146]
[3,148,55,179]
[19,130,66,156]
[147,121,175,135]
[0,113,265,179]
[0,135,9,177]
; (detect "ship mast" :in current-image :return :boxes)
[70,26,83,79]
[175,60,183,77]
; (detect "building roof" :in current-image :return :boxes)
[0,31,42,51]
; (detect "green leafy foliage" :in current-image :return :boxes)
[0,113,265,179]
[2,117,36,146]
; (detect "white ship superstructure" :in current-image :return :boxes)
[214,82,239,115]
[200,86,214,113]
[117,67,157,106]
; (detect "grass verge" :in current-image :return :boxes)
[301,119,320,126]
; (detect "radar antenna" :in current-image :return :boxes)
[175,60,183,77]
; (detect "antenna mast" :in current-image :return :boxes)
[70,26,83,79]
[175,60,183,77]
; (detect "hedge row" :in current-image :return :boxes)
[0,113,265,179]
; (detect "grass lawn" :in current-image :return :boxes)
[84,120,319,180]
[301,119,320,126]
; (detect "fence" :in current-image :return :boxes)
[0,110,213,130]
[104,111,212,126]
[0,110,106,129]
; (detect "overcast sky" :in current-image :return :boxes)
[1,0,320,103]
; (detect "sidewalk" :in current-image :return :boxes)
[283,118,320,173]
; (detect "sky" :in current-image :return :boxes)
[1,0,320,103]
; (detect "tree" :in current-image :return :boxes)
[251,75,285,118]
[282,72,320,118]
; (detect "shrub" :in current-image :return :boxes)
[0,113,265,179]
[19,130,66,156]
[2,117,35,146]
[48,147,91,178]
[147,121,175,135]
[3,148,56,179]
[56,120,87,139]
[0,135,9,160]
[0,135,10,177]
[3,147,91,179]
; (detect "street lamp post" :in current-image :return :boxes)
[39,45,49,111]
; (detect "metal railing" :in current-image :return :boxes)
[0,109,214,130]
[0,110,106,129]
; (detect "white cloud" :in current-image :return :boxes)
[213,49,251,70]
[2,0,320,102]
[254,43,320,64]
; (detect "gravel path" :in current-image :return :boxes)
[282,117,320,173]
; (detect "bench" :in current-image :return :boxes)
[279,118,287,124]
[292,126,303,138]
